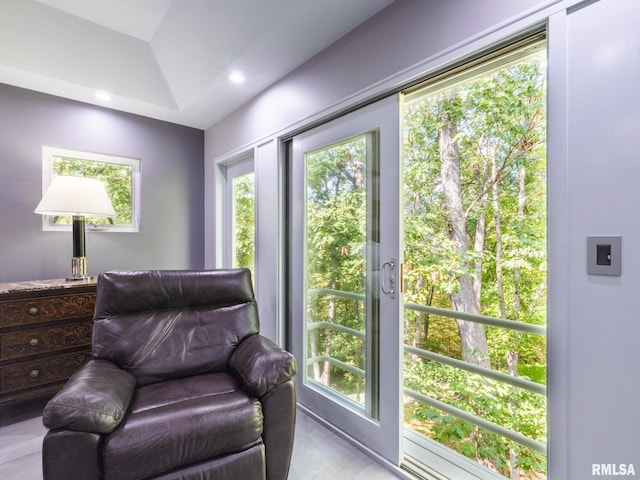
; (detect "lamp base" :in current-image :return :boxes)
[67,257,88,281]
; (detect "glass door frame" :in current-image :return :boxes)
[289,95,403,465]
[218,152,255,270]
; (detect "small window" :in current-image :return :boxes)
[41,146,140,232]
[231,170,255,273]
[222,156,255,277]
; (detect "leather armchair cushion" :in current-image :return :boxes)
[103,372,263,480]
[151,445,266,480]
[230,334,297,398]
[95,270,256,315]
[43,359,136,434]
[92,270,260,386]
[42,430,102,480]
[93,302,259,386]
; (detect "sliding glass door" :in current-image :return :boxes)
[401,38,548,479]
[288,35,547,479]
[290,96,402,464]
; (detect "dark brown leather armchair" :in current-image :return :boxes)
[41,269,297,480]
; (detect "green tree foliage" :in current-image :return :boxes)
[305,136,370,403]
[233,172,255,277]
[300,47,547,478]
[52,156,132,226]
[405,360,547,475]
[403,50,547,477]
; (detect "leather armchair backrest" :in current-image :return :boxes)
[92,269,259,386]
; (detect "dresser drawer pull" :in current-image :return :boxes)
[30,369,40,378]
[28,307,39,316]
[29,338,39,347]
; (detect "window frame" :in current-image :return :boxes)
[217,151,255,271]
[40,146,141,233]
[399,35,548,479]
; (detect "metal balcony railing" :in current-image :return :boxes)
[306,288,547,455]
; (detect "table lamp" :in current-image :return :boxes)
[35,176,116,280]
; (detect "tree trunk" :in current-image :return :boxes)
[508,165,527,480]
[424,284,434,350]
[321,294,334,385]
[473,157,489,309]
[492,151,507,319]
[414,274,424,351]
[513,165,526,316]
[438,115,490,368]
[312,286,335,385]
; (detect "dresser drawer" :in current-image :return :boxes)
[0,279,96,403]
[0,292,95,328]
[0,321,92,361]
[0,351,91,394]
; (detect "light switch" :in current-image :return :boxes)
[596,244,611,266]
[588,236,621,276]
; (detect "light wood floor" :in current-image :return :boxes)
[0,397,405,480]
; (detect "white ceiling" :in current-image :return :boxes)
[0,0,394,129]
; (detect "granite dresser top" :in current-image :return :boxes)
[0,278,97,295]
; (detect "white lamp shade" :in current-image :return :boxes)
[35,176,116,217]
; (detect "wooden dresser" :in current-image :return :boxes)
[0,278,96,404]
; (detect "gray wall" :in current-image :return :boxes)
[561,0,640,475]
[0,83,204,282]
[205,0,640,478]
[204,0,545,159]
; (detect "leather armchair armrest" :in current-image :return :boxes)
[43,359,136,434]
[230,334,297,398]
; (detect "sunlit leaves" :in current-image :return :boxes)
[403,50,547,477]
[233,173,255,275]
[52,155,132,226]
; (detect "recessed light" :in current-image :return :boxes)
[95,91,112,102]
[228,72,245,84]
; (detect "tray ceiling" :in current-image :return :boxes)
[0,0,394,129]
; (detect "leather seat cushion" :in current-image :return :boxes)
[103,373,263,480]
[152,444,266,480]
